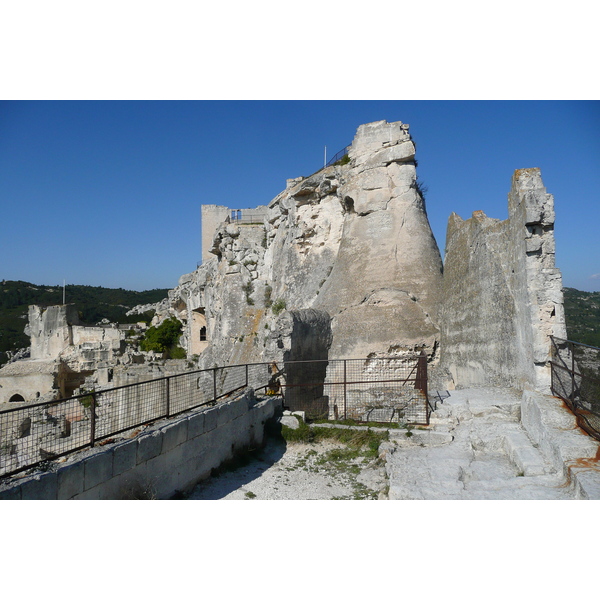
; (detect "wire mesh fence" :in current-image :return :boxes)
[325,145,351,167]
[278,353,429,424]
[0,363,272,478]
[0,354,428,478]
[550,336,600,442]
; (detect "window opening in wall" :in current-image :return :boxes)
[200,326,207,341]
[9,394,25,402]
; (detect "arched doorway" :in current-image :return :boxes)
[9,394,25,403]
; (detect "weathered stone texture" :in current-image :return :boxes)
[439,168,566,391]
[161,120,444,372]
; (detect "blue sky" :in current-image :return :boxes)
[1,100,598,292]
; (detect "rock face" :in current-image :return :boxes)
[159,120,444,373]
[439,168,566,392]
[313,121,443,359]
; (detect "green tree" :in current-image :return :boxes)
[140,317,185,357]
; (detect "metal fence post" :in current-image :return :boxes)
[245,364,249,388]
[90,391,97,448]
[165,377,171,418]
[213,367,217,402]
[343,359,347,420]
[419,351,429,425]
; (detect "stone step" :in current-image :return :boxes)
[502,430,550,476]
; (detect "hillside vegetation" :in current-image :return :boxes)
[563,288,600,348]
[0,280,168,364]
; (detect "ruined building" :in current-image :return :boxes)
[0,120,566,405]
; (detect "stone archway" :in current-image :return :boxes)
[9,393,25,402]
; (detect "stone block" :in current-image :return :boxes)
[161,419,189,452]
[217,398,248,427]
[182,433,208,463]
[503,432,546,476]
[137,430,163,464]
[187,411,205,438]
[84,451,113,490]
[145,447,189,498]
[280,415,300,429]
[203,406,219,432]
[74,486,102,500]
[571,467,600,500]
[112,440,137,476]
[57,461,85,499]
[19,472,57,500]
[0,483,22,500]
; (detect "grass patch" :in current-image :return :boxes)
[311,418,402,429]
[280,417,388,459]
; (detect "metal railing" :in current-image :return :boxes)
[226,211,268,225]
[0,362,272,478]
[550,336,600,442]
[325,145,351,167]
[278,352,429,425]
[0,353,429,478]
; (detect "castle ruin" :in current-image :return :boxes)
[1,120,567,403]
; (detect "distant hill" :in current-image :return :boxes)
[563,287,600,348]
[0,280,169,365]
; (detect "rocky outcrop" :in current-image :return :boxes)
[313,121,443,359]
[158,120,444,374]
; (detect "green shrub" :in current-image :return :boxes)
[242,281,254,305]
[169,346,187,359]
[140,317,185,357]
[78,394,94,410]
[334,154,350,166]
[272,299,286,316]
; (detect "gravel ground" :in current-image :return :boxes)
[186,434,387,500]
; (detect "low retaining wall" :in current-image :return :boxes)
[0,389,281,500]
[521,389,600,499]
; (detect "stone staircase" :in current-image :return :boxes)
[384,388,600,500]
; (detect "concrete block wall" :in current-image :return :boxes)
[0,389,281,500]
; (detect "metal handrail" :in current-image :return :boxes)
[325,144,351,167]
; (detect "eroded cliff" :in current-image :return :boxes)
[159,120,444,370]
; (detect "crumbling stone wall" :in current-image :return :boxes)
[439,168,566,392]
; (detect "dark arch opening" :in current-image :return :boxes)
[9,394,25,403]
[200,326,207,341]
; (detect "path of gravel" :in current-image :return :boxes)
[186,435,385,500]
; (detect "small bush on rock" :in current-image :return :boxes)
[272,299,286,315]
[140,317,185,358]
